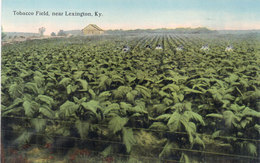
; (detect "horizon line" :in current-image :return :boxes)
[4,27,260,33]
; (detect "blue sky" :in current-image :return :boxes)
[2,0,260,34]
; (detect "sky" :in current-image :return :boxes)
[2,0,260,35]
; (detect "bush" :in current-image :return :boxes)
[51,32,56,36]
[57,30,66,36]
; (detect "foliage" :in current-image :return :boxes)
[1,34,260,161]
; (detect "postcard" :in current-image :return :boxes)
[1,0,260,162]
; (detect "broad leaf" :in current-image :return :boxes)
[246,143,257,156]
[75,120,90,139]
[59,77,71,87]
[14,130,33,146]
[206,113,223,119]
[101,145,113,157]
[76,79,88,91]
[155,114,171,121]
[31,118,46,132]
[81,100,100,115]
[23,100,37,117]
[159,141,178,158]
[167,112,181,131]
[149,122,168,131]
[108,116,128,134]
[37,95,54,106]
[186,111,205,126]
[9,83,24,99]
[122,128,136,153]
[59,100,79,117]
[39,105,54,118]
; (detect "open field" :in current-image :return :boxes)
[1,34,260,162]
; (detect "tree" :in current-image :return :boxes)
[1,26,6,39]
[57,30,66,36]
[51,32,56,36]
[38,27,46,36]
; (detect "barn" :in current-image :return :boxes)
[82,24,104,35]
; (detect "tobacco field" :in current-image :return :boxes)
[1,34,260,162]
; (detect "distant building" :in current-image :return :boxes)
[82,24,104,35]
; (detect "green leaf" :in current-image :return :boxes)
[167,112,181,132]
[112,75,124,84]
[230,104,244,112]
[158,90,170,98]
[185,111,205,126]
[128,104,147,114]
[39,105,54,118]
[224,74,239,83]
[20,69,32,78]
[55,127,70,136]
[103,103,120,115]
[72,71,84,80]
[98,91,111,100]
[120,102,132,110]
[23,101,37,117]
[180,153,190,163]
[240,117,252,128]
[75,120,90,139]
[126,75,136,83]
[183,121,196,143]
[34,76,45,88]
[223,111,240,128]
[126,90,138,103]
[254,124,260,134]
[73,96,80,104]
[212,130,222,138]
[25,82,39,94]
[163,97,173,106]
[59,100,79,117]
[122,128,136,153]
[113,86,132,99]
[246,143,257,156]
[206,113,223,119]
[3,98,23,111]
[159,141,178,158]
[242,107,260,118]
[76,79,88,91]
[14,130,33,146]
[101,145,113,157]
[223,94,235,101]
[31,118,46,132]
[88,89,96,99]
[66,84,78,95]
[178,93,185,102]
[162,84,179,92]
[59,77,71,87]
[37,95,54,106]
[108,116,128,134]
[81,100,100,115]
[155,114,171,121]
[193,135,205,149]
[9,83,24,99]
[149,122,168,131]
[152,104,168,114]
[183,87,202,94]
[135,85,151,98]
[98,74,111,90]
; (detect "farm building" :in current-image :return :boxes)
[82,24,104,35]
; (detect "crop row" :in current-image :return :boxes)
[1,34,260,162]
